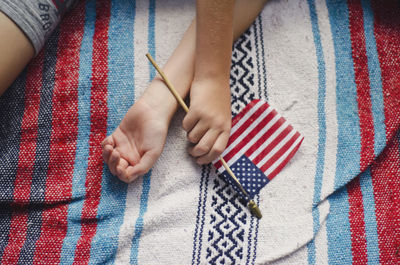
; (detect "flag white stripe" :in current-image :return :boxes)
[229,101,266,136]
[247,120,291,161]
[221,106,274,157]
[255,129,297,169]
[220,118,288,171]
[264,135,303,176]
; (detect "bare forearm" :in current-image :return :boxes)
[233,0,268,40]
[143,21,196,120]
[0,12,34,96]
[195,0,235,81]
[144,0,267,116]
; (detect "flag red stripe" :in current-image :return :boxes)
[231,99,261,127]
[267,137,303,180]
[222,110,277,164]
[260,131,300,173]
[251,122,292,165]
[73,1,111,263]
[1,53,44,264]
[32,2,85,263]
[244,117,288,158]
[226,103,270,149]
[215,103,273,169]
[346,0,372,262]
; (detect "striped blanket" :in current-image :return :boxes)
[0,0,399,264]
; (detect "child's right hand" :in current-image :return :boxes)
[183,77,232,165]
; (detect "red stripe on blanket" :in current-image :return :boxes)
[370,135,400,264]
[1,52,44,264]
[347,178,368,264]
[73,1,111,264]
[372,1,400,263]
[372,0,400,139]
[347,0,373,262]
[32,2,85,264]
[348,0,375,170]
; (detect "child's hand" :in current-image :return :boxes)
[102,95,169,183]
[183,77,231,164]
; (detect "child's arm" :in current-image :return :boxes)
[182,0,235,165]
[184,0,268,165]
[0,1,79,96]
[0,11,34,95]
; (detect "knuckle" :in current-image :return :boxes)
[212,117,230,131]
[213,117,225,128]
[223,122,231,132]
[213,145,224,156]
[152,150,162,159]
[188,133,198,143]
[192,107,208,119]
[182,119,189,131]
[196,144,210,154]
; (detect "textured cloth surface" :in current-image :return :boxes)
[0,0,79,54]
[0,0,399,264]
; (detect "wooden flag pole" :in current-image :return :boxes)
[146,53,262,219]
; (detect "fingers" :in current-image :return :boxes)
[182,111,198,133]
[189,129,220,158]
[196,132,229,164]
[108,149,120,176]
[120,151,158,183]
[101,135,115,165]
[187,120,208,144]
[116,158,129,177]
[102,144,113,165]
[101,135,115,148]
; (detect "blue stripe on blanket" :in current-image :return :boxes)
[326,0,360,263]
[359,168,380,264]
[130,172,151,264]
[327,188,352,264]
[305,0,327,264]
[59,1,96,263]
[359,2,382,263]
[0,70,27,260]
[361,0,386,154]
[19,27,61,264]
[89,0,136,263]
[130,0,155,262]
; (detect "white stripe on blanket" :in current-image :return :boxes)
[254,0,319,262]
[115,0,151,263]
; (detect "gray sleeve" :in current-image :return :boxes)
[0,0,79,55]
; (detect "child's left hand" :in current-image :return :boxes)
[183,77,231,164]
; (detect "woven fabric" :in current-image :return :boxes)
[0,0,399,264]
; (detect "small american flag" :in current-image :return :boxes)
[213,99,304,200]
